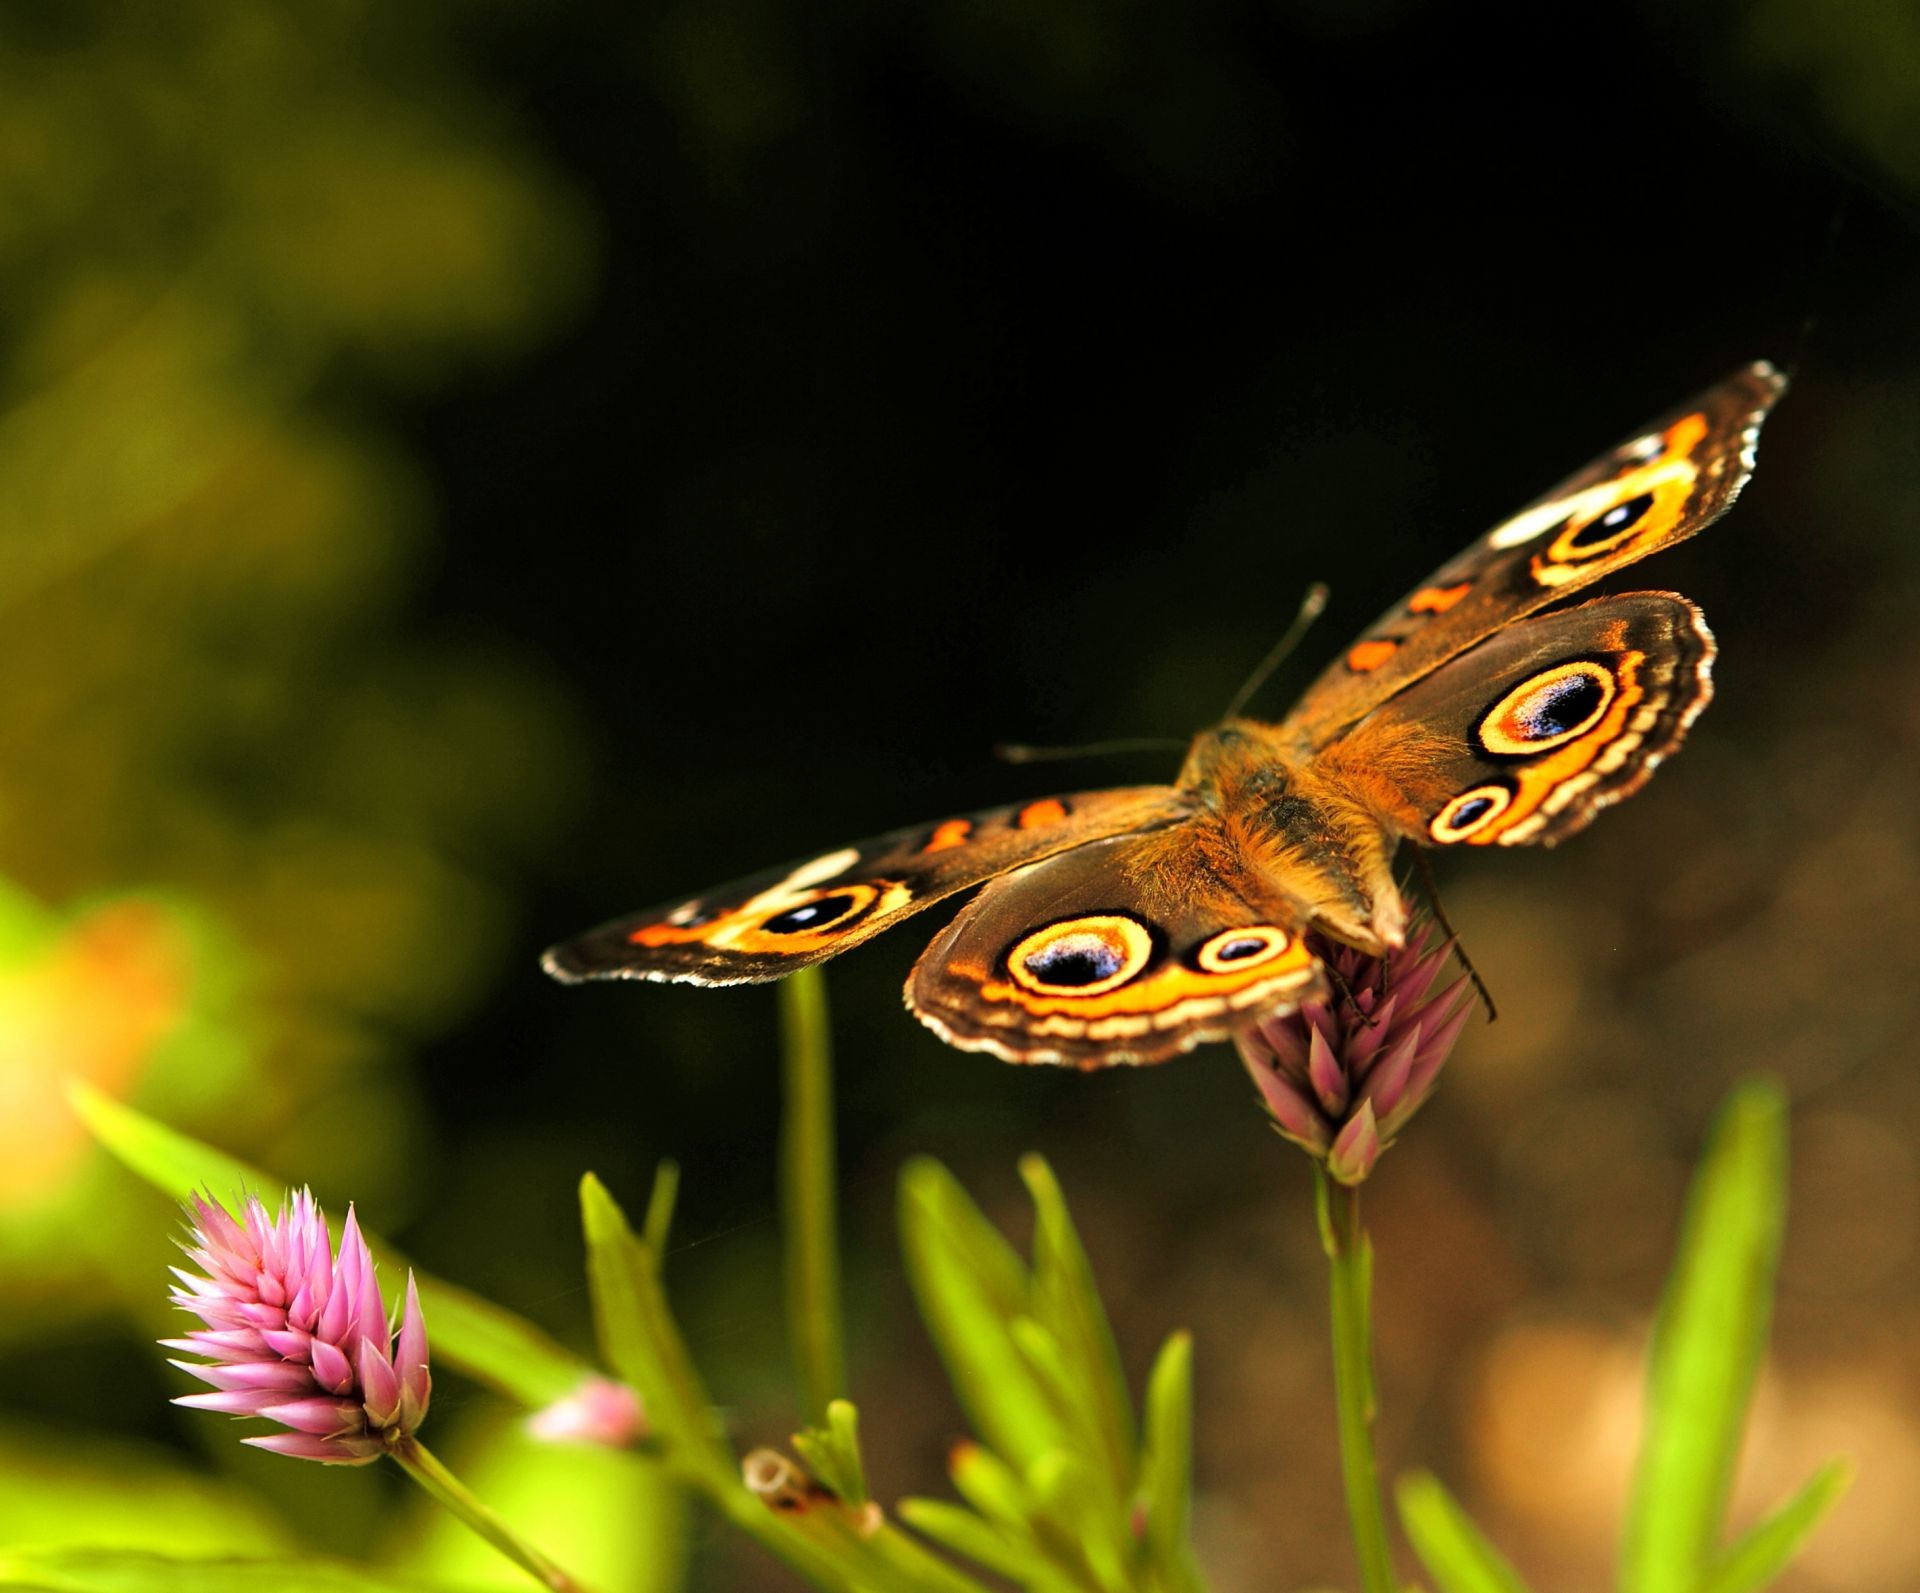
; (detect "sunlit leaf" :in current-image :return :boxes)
[398,1412,687,1593]
[1020,1156,1134,1490]
[1621,1080,1789,1593]
[0,1548,451,1592]
[1701,1460,1852,1593]
[1139,1332,1205,1592]
[1396,1471,1533,1593]
[898,1158,1061,1470]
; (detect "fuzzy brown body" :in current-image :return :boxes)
[545,363,1782,1066]
[1170,721,1409,957]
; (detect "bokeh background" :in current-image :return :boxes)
[5,0,1920,1587]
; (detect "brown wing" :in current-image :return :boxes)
[542,786,1192,986]
[1282,361,1783,747]
[1313,593,1714,849]
[906,824,1327,1068]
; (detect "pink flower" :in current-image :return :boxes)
[1236,918,1473,1185]
[165,1189,430,1464]
[527,1376,646,1448]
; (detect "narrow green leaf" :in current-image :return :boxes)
[641,1159,680,1260]
[899,1158,1061,1469]
[792,1399,870,1509]
[781,967,847,1424]
[73,1082,587,1407]
[578,1170,732,1488]
[946,1442,1036,1536]
[1701,1460,1852,1593]
[1020,1155,1135,1487]
[0,1548,450,1592]
[577,1175,876,1592]
[1621,1080,1789,1593]
[1139,1332,1206,1591]
[897,1500,1078,1593]
[1396,1471,1534,1593]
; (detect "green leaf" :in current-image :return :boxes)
[576,1174,876,1592]
[898,1158,1061,1470]
[1701,1460,1853,1593]
[1139,1332,1206,1592]
[1396,1471,1534,1593]
[73,1083,588,1408]
[1621,1080,1789,1593]
[897,1500,1080,1593]
[578,1169,730,1488]
[1020,1156,1135,1489]
[0,1549,454,1592]
[792,1399,870,1510]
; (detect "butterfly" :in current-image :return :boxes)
[545,363,1786,1067]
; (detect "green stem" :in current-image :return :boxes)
[392,1436,587,1592]
[1316,1169,1397,1593]
[780,967,847,1425]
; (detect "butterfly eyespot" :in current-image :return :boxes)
[1429,783,1514,843]
[1477,660,1616,757]
[759,890,868,935]
[1556,491,1656,556]
[1007,915,1154,997]
[1193,926,1293,974]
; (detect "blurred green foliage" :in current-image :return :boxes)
[0,0,591,1224]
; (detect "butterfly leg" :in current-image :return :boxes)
[1407,845,1497,1022]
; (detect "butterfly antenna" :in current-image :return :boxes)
[1220,581,1331,723]
[995,736,1189,765]
[1409,846,1497,1021]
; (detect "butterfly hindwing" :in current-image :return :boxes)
[1315,592,1714,849]
[906,824,1328,1067]
[542,786,1192,986]
[1284,361,1783,746]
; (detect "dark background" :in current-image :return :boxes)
[5,0,1919,1587]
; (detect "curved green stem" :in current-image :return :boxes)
[1316,1169,1397,1593]
[393,1435,588,1592]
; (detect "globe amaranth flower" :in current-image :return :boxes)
[1236,917,1472,1185]
[165,1188,430,1463]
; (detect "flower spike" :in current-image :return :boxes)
[167,1189,430,1464]
[1238,916,1471,1185]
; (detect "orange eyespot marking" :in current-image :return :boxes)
[922,818,973,852]
[1006,915,1154,997]
[629,882,884,949]
[1479,661,1616,757]
[1532,412,1707,586]
[1346,638,1399,673]
[1193,926,1293,974]
[1429,784,1513,844]
[1018,798,1068,828]
[1409,582,1471,615]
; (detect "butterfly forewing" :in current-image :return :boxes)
[1282,362,1783,746]
[542,786,1192,986]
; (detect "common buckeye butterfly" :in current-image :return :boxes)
[546,363,1785,1066]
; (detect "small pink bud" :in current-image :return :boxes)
[167,1189,430,1464]
[1327,1102,1382,1186]
[528,1376,646,1449]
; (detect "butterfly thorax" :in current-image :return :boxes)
[1176,719,1408,955]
